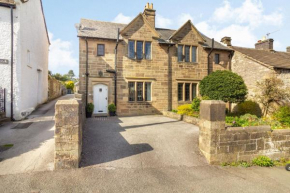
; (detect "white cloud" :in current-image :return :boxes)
[213,0,283,27]
[178,13,194,26]
[48,32,78,72]
[156,14,172,28]
[112,13,133,24]
[196,22,256,47]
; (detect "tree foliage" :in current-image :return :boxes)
[256,75,290,116]
[65,81,74,90]
[199,70,248,103]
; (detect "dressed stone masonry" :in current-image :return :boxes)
[54,96,84,170]
[199,100,290,164]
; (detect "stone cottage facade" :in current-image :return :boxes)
[77,3,232,116]
[0,0,50,120]
[221,37,290,100]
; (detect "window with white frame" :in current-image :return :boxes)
[178,82,198,101]
[128,40,152,60]
[128,81,152,102]
[177,45,198,63]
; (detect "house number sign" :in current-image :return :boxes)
[0,59,9,64]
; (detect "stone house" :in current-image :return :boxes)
[0,0,50,120]
[221,37,290,100]
[77,3,232,116]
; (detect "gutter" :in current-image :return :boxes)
[207,38,214,75]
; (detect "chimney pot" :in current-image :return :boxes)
[221,36,232,47]
[143,3,156,28]
[287,46,290,53]
[255,38,274,50]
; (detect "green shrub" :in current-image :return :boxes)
[191,98,201,112]
[177,104,198,117]
[252,156,274,167]
[199,70,248,103]
[65,81,74,90]
[171,109,178,113]
[86,103,94,113]
[233,101,262,117]
[108,103,116,112]
[273,106,290,127]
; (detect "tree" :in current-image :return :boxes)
[65,81,74,90]
[53,73,69,82]
[199,70,248,103]
[256,75,290,116]
[68,70,75,80]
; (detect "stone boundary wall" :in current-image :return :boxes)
[48,75,66,101]
[54,94,85,170]
[162,111,200,126]
[199,100,290,164]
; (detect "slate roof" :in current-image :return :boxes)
[232,46,290,69]
[0,0,15,5]
[78,19,232,51]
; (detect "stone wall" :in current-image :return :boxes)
[199,100,290,164]
[54,95,85,169]
[48,75,66,101]
[162,111,200,125]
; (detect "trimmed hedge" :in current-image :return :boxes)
[199,70,248,103]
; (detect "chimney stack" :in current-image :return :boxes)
[287,47,290,53]
[221,37,232,47]
[143,3,156,28]
[255,38,274,50]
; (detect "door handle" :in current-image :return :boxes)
[106,97,107,100]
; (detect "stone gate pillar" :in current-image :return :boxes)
[199,100,226,163]
[54,99,83,169]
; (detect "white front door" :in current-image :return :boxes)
[93,84,108,114]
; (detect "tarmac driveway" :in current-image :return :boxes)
[81,115,207,169]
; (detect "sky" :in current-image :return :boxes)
[42,0,290,77]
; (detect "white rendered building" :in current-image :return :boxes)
[0,0,50,120]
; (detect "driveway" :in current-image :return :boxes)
[81,115,207,168]
[0,94,73,175]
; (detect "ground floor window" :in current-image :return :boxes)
[128,81,152,102]
[178,82,198,101]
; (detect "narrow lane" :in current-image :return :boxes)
[0,94,73,175]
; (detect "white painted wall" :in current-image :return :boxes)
[0,0,49,120]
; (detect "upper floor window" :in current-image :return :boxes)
[97,44,105,56]
[128,41,135,59]
[145,42,152,60]
[192,46,197,63]
[178,45,198,63]
[128,40,152,60]
[215,54,220,64]
[178,45,183,62]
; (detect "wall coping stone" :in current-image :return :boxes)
[226,125,271,133]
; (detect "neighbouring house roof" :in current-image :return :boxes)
[0,0,15,5]
[77,18,232,51]
[232,46,290,70]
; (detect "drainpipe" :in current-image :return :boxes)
[10,5,14,121]
[167,44,174,111]
[114,28,120,108]
[207,38,214,75]
[85,38,89,106]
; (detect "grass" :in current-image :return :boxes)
[221,156,290,168]
[2,144,14,148]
